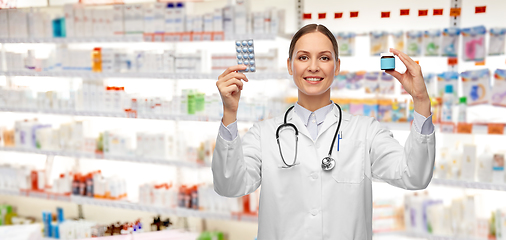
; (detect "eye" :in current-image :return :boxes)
[298,55,308,61]
[320,56,330,61]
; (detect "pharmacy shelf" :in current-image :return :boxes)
[400,231,484,240]
[0,33,284,44]
[0,71,290,80]
[3,106,503,133]
[0,33,281,44]
[0,188,22,197]
[375,230,485,240]
[430,178,506,191]
[0,36,144,43]
[0,107,261,122]
[0,146,209,169]
[375,177,506,191]
[71,195,254,222]
[0,189,257,223]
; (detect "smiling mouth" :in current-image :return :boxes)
[304,77,324,82]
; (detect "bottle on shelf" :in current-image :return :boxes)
[430,97,440,124]
[448,142,462,180]
[458,96,467,123]
[442,85,454,123]
[477,147,493,183]
[52,15,66,38]
[435,147,449,179]
[92,48,102,73]
[492,152,505,184]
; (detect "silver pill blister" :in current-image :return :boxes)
[235,39,256,72]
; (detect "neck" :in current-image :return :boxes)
[297,90,332,112]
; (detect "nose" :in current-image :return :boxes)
[308,59,319,72]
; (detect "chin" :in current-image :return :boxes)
[300,89,328,96]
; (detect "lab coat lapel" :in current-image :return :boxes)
[286,108,313,141]
[316,106,350,140]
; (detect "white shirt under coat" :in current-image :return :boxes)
[213,102,436,240]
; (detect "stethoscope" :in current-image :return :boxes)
[276,103,343,171]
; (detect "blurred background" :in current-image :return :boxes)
[0,0,506,239]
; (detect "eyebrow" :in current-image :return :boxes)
[296,50,333,55]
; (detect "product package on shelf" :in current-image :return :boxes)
[0,10,8,39]
[363,99,378,119]
[379,72,395,95]
[372,199,403,233]
[489,28,506,56]
[436,141,506,184]
[0,0,285,42]
[392,99,408,122]
[492,69,506,107]
[404,192,489,237]
[333,98,350,112]
[0,163,75,198]
[333,97,407,123]
[492,153,505,184]
[336,32,356,56]
[437,72,459,102]
[462,26,487,62]
[377,99,393,122]
[391,31,404,52]
[345,71,365,90]
[349,99,362,116]
[442,28,460,57]
[369,31,388,56]
[423,73,437,97]
[461,69,491,106]
[406,30,423,57]
[423,29,441,56]
[333,72,347,90]
[364,72,379,94]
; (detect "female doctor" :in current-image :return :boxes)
[213,24,435,240]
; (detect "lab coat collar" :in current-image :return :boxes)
[293,101,334,127]
[284,103,351,141]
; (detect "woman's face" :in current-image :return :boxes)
[287,31,340,97]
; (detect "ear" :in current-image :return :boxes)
[287,58,293,75]
[334,58,341,76]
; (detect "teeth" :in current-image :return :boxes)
[306,77,322,81]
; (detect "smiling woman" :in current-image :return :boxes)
[287,24,341,112]
[213,23,436,240]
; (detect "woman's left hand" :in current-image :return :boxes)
[385,48,431,117]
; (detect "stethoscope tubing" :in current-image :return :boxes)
[277,103,343,169]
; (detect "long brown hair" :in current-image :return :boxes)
[288,24,339,61]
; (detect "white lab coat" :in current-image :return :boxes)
[212,105,435,240]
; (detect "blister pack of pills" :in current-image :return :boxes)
[236,39,256,72]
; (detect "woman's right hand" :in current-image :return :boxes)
[216,65,249,123]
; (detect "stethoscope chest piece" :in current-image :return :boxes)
[321,156,336,171]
